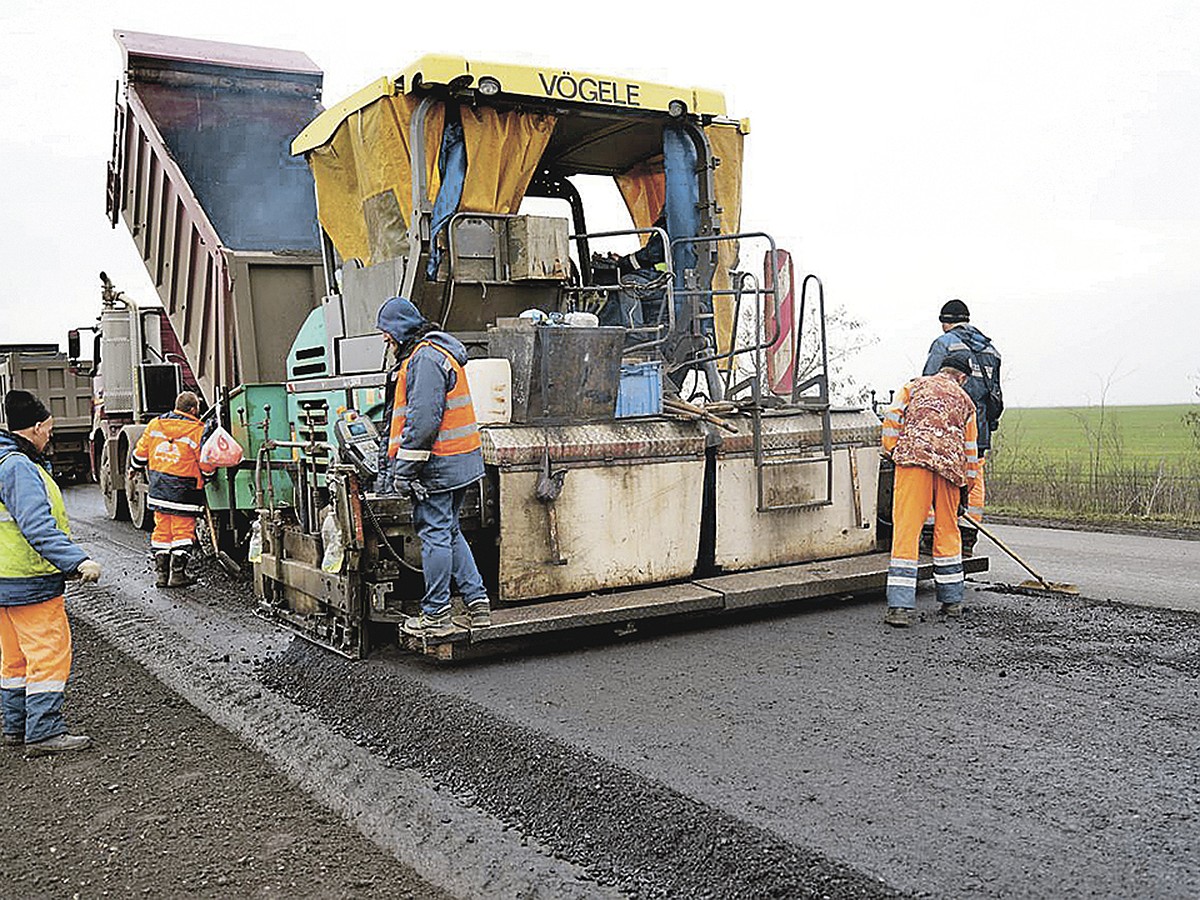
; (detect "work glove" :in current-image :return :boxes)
[958,485,971,518]
[77,560,102,584]
[396,479,430,503]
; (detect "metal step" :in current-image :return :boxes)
[401,551,990,658]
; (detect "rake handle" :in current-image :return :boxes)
[959,516,1051,590]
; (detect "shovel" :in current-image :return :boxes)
[204,504,243,577]
[961,516,1079,597]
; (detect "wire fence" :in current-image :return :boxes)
[987,454,1200,521]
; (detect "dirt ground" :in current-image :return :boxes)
[0,616,446,900]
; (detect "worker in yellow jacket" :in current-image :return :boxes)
[130,391,216,588]
[880,353,979,627]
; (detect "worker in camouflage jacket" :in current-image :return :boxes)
[376,296,491,639]
[0,390,100,755]
[881,354,979,628]
[923,299,1002,528]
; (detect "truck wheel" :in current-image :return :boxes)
[125,447,154,532]
[99,441,130,521]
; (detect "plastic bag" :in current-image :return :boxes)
[200,425,245,467]
[247,518,263,564]
[320,507,345,574]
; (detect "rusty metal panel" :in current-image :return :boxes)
[717,408,881,456]
[714,445,881,570]
[482,419,706,468]
[497,458,705,601]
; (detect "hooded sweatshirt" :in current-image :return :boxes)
[377,298,485,493]
[923,324,1003,451]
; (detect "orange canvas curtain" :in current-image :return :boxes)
[308,95,446,265]
[459,107,557,214]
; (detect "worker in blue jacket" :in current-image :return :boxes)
[375,297,491,639]
[923,299,1003,551]
[0,390,100,756]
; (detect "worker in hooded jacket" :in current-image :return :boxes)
[0,390,100,756]
[375,296,492,638]
[880,353,979,628]
[130,391,215,588]
[923,299,1002,544]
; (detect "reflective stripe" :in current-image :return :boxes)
[176,436,199,450]
[886,575,918,589]
[934,572,964,584]
[889,557,919,568]
[0,676,26,689]
[933,554,962,565]
[446,394,472,410]
[25,680,66,695]
[395,448,431,462]
[438,423,478,442]
[882,427,900,437]
[148,430,168,439]
[148,497,203,513]
[150,540,172,550]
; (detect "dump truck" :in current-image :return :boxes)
[259,55,987,659]
[74,31,326,543]
[0,345,94,481]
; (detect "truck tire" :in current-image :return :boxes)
[123,441,154,532]
[99,441,130,521]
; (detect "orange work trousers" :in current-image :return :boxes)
[0,596,72,743]
[151,511,197,552]
[928,454,986,525]
[888,465,964,609]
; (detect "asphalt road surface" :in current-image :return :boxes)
[6,485,1195,899]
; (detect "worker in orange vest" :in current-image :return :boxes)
[880,353,979,627]
[375,297,491,638]
[130,391,215,588]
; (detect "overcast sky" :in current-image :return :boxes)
[3,0,1197,407]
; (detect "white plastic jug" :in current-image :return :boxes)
[465,358,512,425]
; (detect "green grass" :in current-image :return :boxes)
[986,404,1200,525]
[993,404,1197,464]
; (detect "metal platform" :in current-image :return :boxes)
[401,552,990,659]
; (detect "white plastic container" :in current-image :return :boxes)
[465,358,513,424]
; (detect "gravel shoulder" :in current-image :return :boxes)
[0,616,444,900]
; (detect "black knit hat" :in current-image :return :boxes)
[5,390,51,431]
[939,299,970,323]
[940,353,973,377]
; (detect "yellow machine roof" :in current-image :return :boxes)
[293,54,738,156]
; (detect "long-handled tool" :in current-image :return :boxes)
[961,516,1078,596]
[204,504,243,576]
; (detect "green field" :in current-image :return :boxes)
[993,404,1196,464]
[986,404,1199,524]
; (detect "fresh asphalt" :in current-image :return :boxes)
[63,486,1200,898]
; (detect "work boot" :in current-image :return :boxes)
[167,552,197,588]
[940,602,964,618]
[465,599,492,629]
[3,732,22,747]
[401,609,456,638]
[154,552,171,588]
[884,607,913,628]
[25,733,92,757]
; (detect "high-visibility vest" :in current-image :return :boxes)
[388,341,481,461]
[0,453,71,578]
[132,413,208,486]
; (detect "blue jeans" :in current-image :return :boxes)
[411,487,488,616]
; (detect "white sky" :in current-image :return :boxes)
[2,0,1198,407]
